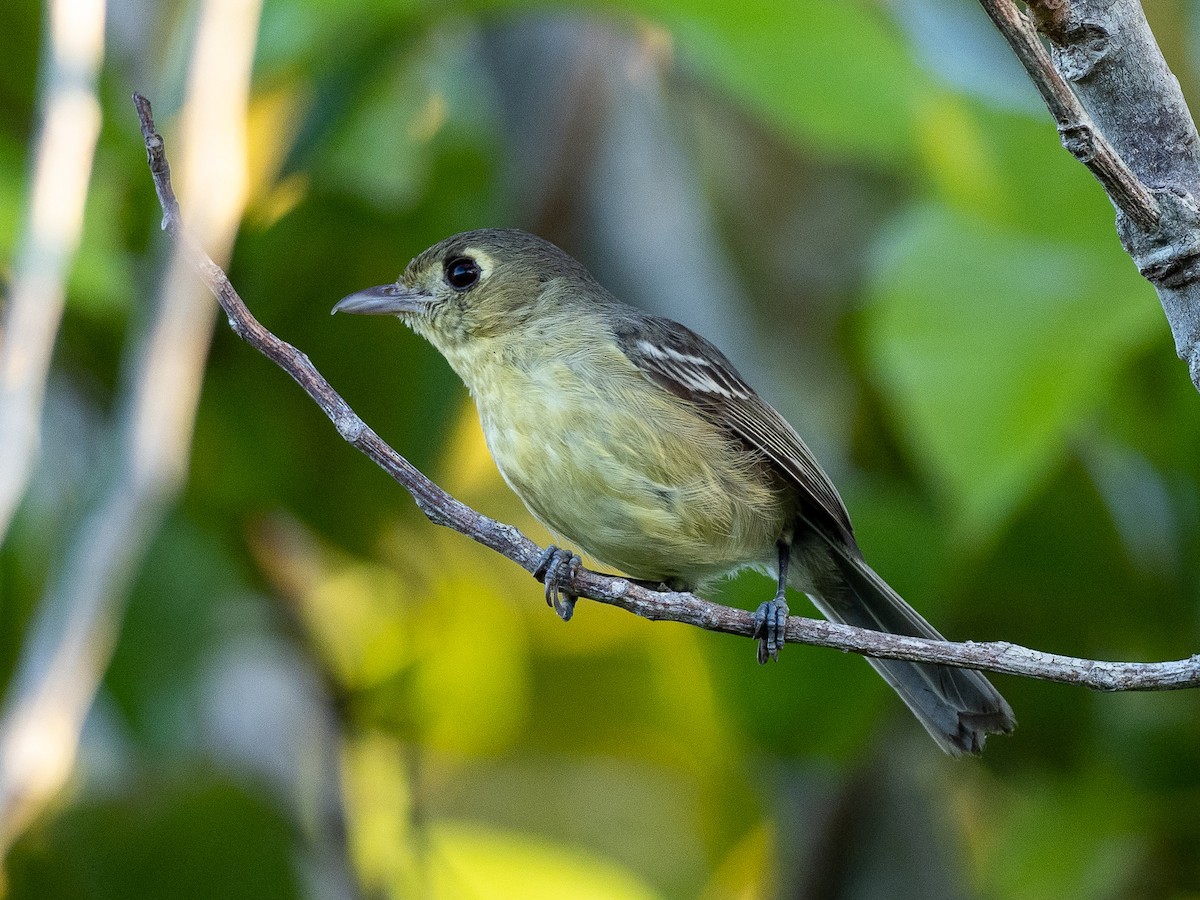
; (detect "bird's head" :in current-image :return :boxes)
[332,228,600,350]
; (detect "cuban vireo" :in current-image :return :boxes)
[334,228,1015,755]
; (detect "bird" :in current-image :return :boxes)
[333,228,1015,754]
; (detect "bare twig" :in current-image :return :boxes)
[133,92,1200,694]
[979,0,1200,390]
[976,0,1158,229]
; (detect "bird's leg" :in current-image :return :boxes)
[753,537,791,663]
[533,545,581,621]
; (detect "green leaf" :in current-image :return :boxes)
[914,91,1124,244]
[969,769,1146,900]
[863,203,1161,542]
[319,27,497,211]
[637,0,928,162]
[457,0,928,162]
[428,821,667,900]
[6,777,300,900]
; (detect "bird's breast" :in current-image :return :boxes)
[447,339,788,585]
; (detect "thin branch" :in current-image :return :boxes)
[976,0,1159,230]
[979,0,1200,390]
[133,92,1200,694]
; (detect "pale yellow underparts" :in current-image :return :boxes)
[427,309,787,589]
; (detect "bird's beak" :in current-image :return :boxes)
[331,283,433,317]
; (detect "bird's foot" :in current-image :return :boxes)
[533,545,581,621]
[752,594,789,664]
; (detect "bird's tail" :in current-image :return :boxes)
[796,548,1015,755]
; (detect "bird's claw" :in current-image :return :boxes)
[752,595,789,664]
[534,545,581,621]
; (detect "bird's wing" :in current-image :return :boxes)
[612,314,857,549]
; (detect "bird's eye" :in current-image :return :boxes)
[444,256,481,291]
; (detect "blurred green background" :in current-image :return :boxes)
[3,0,1200,897]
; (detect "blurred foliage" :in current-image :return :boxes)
[4,0,1200,897]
